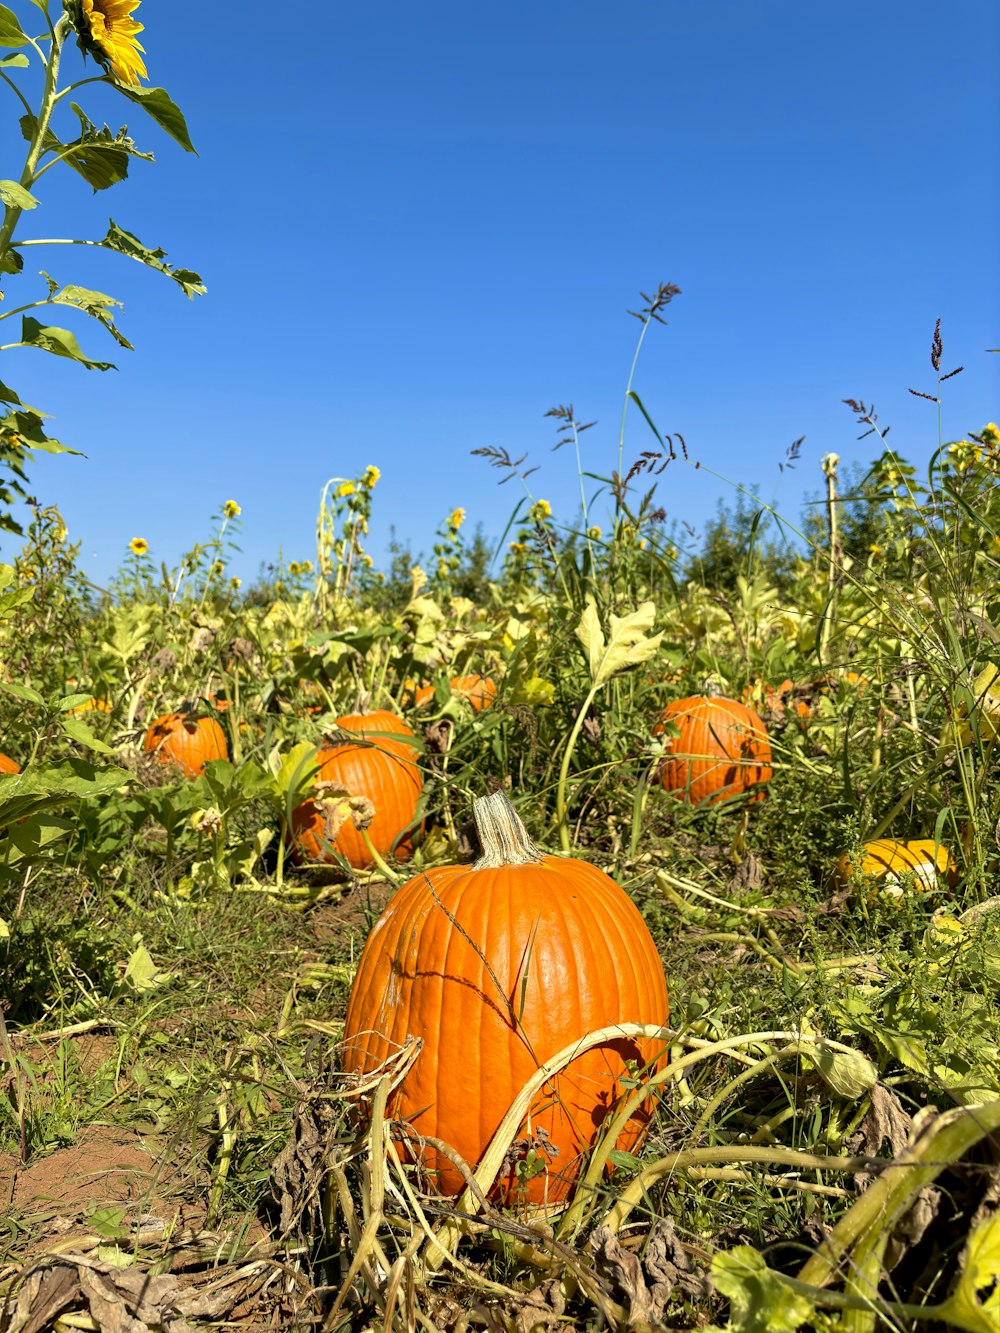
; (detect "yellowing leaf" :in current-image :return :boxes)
[938,1213,1000,1333]
[123,940,172,992]
[574,597,663,689]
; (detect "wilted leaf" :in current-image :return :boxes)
[100,220,206,298]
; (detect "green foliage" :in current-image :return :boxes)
[0,2,202,540]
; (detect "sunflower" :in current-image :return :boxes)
[129,537,148,556]
[73,0,147,86]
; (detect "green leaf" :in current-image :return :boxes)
[0,759,129,827]
[0,679,44,704]
[100,220,206,298]
[17,317,117,370]
[0,379,22,405]
[0,5,28,48]
[122,939,173,993]
[0,51,28,67]
[0,247,23,275]
[0,179,36,210]
[710,1247,815,1332]
[574,596,663,689]
[42,274,133,350]
[806,1040,879,1100]
[54,103,156,192]
[1,404,72,455]
[110,84,197,153]
[61,715,114,754]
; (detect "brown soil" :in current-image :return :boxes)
[0,1124,199,1256]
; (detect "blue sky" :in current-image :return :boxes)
[6,0,999,585]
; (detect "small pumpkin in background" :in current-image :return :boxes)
[836,839,957,901]
[656,694,772,806]
[0,753,20,775]
[290,710,422,870]
[408,674,498,712]
[143,712,229,778]
[341,788,669,1204]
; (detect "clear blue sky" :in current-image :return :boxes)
[7,0,999,585]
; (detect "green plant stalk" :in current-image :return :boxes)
[0,14,73,269]
[360,827,402,886]
[554,680,600,853]
[797,1097,1000,1289]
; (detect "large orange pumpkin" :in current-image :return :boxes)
[143,712,229,778]
[0,753,20,774]
[657,695,772,805]
[341,790,670,1204]
[291,710,422,870]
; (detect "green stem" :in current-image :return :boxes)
[0,14,72,271]
[555,682,599,853]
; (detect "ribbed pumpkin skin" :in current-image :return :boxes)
[292,711,422,870]
[836,839,957,893]
[0,753,20,774]
[342,855,669,1203]
[657,696,772,805]
[143,713,228,778]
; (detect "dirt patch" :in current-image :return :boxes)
[0,1126,200,1256]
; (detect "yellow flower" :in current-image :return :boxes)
[869,543,883,556]
[223,499,241,519]
[361,554,374,568]
[211,561,225,576]
[509,541,527,556]
[530,499,552,522]
[586,525,602,540]
[230,577,242,590]
[300,560,313,573]
[983,423,999,444]
[363,465,381,488]
[76,0,147,86]
[129,537,148,556]
[337,481,356,498]
[448,507,466,531]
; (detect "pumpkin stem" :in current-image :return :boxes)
[471,790,544,869]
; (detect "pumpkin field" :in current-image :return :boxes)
[2,2,1000,1330]
[2,398,1000,1331]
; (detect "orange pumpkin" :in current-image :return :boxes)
[0,753,20,775]
[291,710,422,870]
[409,675,498,711]
[143,712,229,778]
[450,673,498,711]
[657,695,772,805]
[342,790,670,1204]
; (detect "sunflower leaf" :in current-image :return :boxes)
[0,5,28,48]
[110,83,197,154]
[17,317,117,370]
[0,51,28,67]
[0,179,37,210]
[99,220,206,298]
